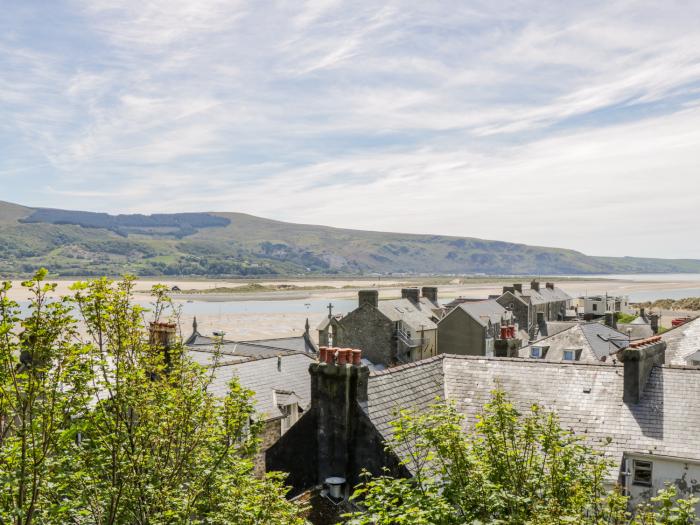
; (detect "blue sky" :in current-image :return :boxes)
[1,1,700,258]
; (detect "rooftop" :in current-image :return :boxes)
[662,317,700,365]
[365,354,700,480]
[208,353,315,421]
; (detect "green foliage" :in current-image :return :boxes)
[0,270,305,524]
[346,391,699,525]
[616,313,639,324]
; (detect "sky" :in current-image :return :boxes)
[1,1,700,259]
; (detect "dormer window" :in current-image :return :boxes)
[563,350,575,361]
[530,347,542,359]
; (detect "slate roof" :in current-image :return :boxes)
[453,300,508,327]
[618,323,654,340]
[376,299,438,331]
[520,323,629,362]
[365,354,700,481]
[208,353,315,421]
[185,325,316,366]
[507,284,572,306]
[246,335,317,354]
[662,317,700,365]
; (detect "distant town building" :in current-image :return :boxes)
[437,299,518,357]
[575,294,632,317]
[519,322,631,362]
[317,288,442,367]
[496,281,571,339]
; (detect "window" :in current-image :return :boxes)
[530,347,542,359]
[633,460,653,487]
[563,350,575,361]
[592,304,598,311]
[280,403,299,435]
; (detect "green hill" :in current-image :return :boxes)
[1,200,699,277]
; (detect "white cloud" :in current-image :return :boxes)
[1,1,699,258]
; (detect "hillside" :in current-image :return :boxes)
[1,200,699,277]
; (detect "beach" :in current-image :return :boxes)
[4,275,699,341]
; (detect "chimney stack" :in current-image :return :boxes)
[310,347,369,497]
[619,337,665,404]
[421,286,438,304]
[546,282,555,290]
[531,281,540,292]
[358,290,379,308]
[513,283,523,293]
[649,313,659,334]
[401,287,420,303]
[149,322,177,374]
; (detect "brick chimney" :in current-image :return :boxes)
[546,282,555,290]
[358,290,379,308]
[619,337,665,404]
[149,322,177,373]
[401,288,420,303]
[310,348,369,496]
[513,283,523,293]
[530,280,540,292]
[421,286,438,303]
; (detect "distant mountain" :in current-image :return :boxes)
[1,200,699,277]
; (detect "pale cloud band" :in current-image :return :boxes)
[1,0,699,258]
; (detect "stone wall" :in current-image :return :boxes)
[334,304,395,365]
[438,307,488,356]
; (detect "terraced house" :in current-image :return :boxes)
[496,280,572,339]
[317,287,442,367]
[268,338,700,515]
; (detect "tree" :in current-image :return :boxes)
[0,271,305,524]
[346,390,698,525]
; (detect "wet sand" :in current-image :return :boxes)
[4,276,699,341]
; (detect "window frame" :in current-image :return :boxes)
[632,459,653,487]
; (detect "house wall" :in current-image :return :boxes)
[254,418,282,476]
[334,304,395,366]
[623,453,700,514]
[438,308,488,356]
[497,292,529,334]
[413,327,437,361]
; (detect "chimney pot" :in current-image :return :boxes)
[352,349,362,365]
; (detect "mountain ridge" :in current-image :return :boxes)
[1,201,699,277]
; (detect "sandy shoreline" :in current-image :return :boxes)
[5,275,700,303]
[4,276,698,341]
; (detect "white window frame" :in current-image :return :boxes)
[530,347,542,359]
[563,350,575,361]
